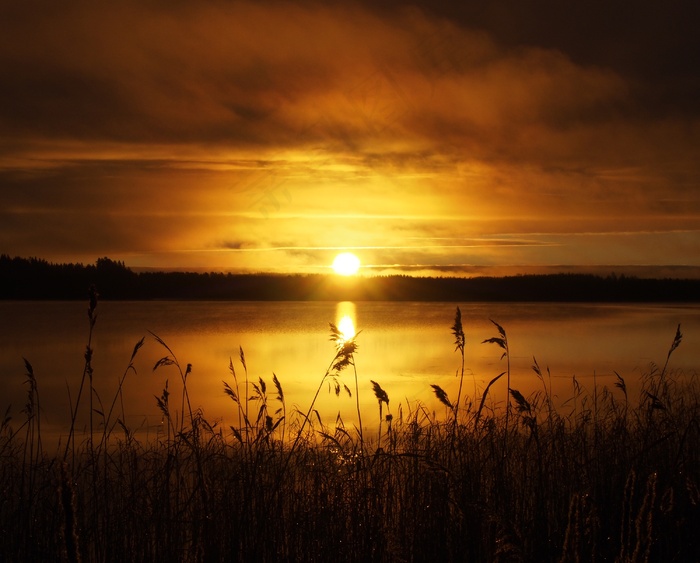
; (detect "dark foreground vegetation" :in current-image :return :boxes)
[1,291,699,562]
[3,254,700,301]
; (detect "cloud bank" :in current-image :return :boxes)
[1,0,699,273]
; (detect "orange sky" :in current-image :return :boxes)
[2,0,700,277]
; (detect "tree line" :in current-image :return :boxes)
[2,254,699,302]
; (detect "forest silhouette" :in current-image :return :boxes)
[2,254,700,302]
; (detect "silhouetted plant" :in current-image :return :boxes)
[3,295,700,562]
[483,319,511,456]
[64,284,98,463]
[370,380,390,449]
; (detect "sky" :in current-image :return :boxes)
[1,0,700,277]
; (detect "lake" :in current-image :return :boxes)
[2,300,699,444]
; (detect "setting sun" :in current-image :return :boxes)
[332,252,361,276]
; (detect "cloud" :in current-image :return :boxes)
[2,0,694,188]
[0,1,632,154]
[1,0,699,272]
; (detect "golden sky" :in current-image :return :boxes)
[2,0,700,276]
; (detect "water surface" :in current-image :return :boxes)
[2,300,698,444]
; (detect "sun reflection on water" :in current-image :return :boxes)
[335,301,357,342]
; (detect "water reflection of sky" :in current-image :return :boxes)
[336,301,356,342]
[2,301,699,446]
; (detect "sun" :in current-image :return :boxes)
[332,252,361,276]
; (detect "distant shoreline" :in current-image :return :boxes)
[3,255,700,302]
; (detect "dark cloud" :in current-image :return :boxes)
[372,0,700,116]
[221,241,252,251]
[0,0,633,150]
[1,0,699,272]
[1,0,695,173]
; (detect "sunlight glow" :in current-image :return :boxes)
[332,252,361,276]
[336,301,357,342]
[337,315,356,341]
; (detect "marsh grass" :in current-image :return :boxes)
[1,300,699,562]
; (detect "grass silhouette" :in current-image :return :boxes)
[1,296,699,561]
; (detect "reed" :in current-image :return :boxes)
[370,380,390,450]
[1,295,699,562]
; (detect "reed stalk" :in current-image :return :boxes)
[3,297,699,562]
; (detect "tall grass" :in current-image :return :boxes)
[1,296,699,561]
